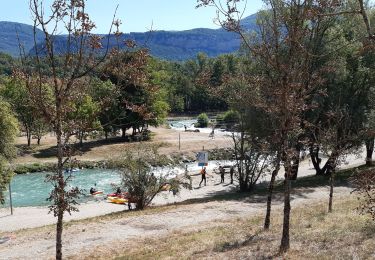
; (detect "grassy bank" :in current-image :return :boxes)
[12,160,108,174]
[11,147,233,174]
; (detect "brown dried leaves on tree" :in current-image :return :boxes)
[351,168,375,220]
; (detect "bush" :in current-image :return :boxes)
[197,113,209,128]
[112,144,191,210]
[223,110,239,127]
[215,114,224,128]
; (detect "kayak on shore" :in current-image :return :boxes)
[107,196,128,204]
[91,191,103,196]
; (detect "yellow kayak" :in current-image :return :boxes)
[161,183,171,191]
[107,196,128,204]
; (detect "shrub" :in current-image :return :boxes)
[112,144,191,210]
[222,110,239,128]
[197,113,209,128]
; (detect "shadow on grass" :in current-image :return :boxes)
[172,166,362,208]
[16,144,38,156]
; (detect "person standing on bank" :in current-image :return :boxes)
[219,166,225,183]
[199,167,207,186]
[230,166,234,184]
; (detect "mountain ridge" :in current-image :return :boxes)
[0,13,257,60]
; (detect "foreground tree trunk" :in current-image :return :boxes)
[280,173,291,253]
[366,138,374,166]
[55,101,64,260]
[264,154,281,230]
[327,150,338,213]
[328,168,335,212]
[56,210,64,260]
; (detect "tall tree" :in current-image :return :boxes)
[17,1,116,259]
[197,0,349,252]
[0,99,18,204]
[0,77,38,146]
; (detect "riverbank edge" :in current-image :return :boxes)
[11,147,234,174]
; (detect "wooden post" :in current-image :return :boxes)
[9,182,13,215]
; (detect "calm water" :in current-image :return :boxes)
[2,169,121,207]
[1,159,232,208]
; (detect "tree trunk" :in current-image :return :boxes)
[239,174,247,192]
[365,138,374,166]
[264,160,281,230]
[328,169,335,213]
[55,97,65,260]
[26,129,31,147]
[290,146,301,180]
[280,161,291,253]
[322,152,337,176]
[79,131,83,147]
[121,127,126,138]
[310,145,323,175]
[290,157,300,180]
[56,210,64,260]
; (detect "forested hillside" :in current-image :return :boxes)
[0,14,257,60]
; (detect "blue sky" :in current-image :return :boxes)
[0,0,264,33]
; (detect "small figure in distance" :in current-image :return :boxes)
[230,166,234,184]
[184,125,187,131]
[219,166,225,183]
[209,128,215,139]
[199,167,207,187]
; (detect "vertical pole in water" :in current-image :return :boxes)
[179,133,181,150]
[9,182,13,215]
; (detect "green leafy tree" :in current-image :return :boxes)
[0,77,36,146]
[0,52,15,76]
[89,78,118,140]
[68,95,101,146]
[0,99,18,204]
[102,49,169,138]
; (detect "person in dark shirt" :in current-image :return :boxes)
[199,167,207,187]
[219,166,225,183]
[230,166,234,184]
